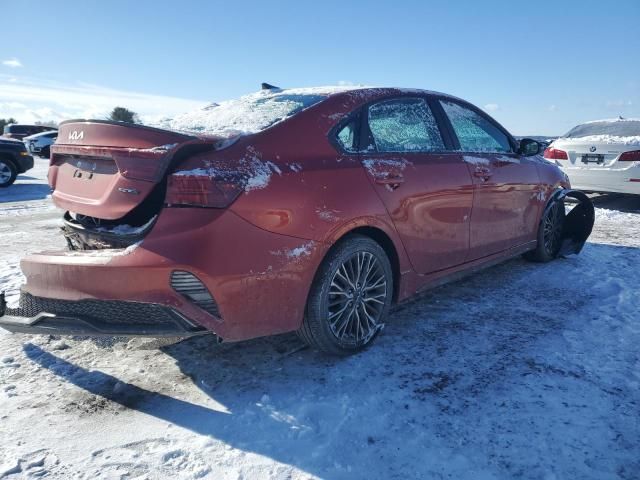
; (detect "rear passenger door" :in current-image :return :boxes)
[359,96,474,274]
[438,99,540,259]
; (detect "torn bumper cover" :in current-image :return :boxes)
[0,292,207,337]
[555,189,595,256]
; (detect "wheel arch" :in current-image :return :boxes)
[315,223,403,304]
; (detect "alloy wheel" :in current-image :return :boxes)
[327,251,388,344]
[542,202,563,256]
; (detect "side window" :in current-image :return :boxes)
[336,119,357,152]
[367,98,444,153]
[440,100,512,153]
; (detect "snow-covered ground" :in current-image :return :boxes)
[0,163,639,479]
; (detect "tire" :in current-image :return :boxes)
[524,198,565,262]
[0,158,17,188]
[40,146,50,159]
[298,234,394,355]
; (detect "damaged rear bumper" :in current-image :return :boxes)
[0,208,326,341]
[0,292,208,337]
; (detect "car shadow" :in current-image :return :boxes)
[589,193,640,213]
[22,241,640,478]
[0,182,51,203]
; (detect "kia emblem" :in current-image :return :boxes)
[68,131,84,141]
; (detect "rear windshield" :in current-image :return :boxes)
[563,120,640,138]
[158,88,331,136]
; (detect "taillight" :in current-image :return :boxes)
[619,150,640,161]
[165,172,244,208]
[543,147,568,160]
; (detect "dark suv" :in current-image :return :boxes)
[2,124,57,141]
[0,137,34,187]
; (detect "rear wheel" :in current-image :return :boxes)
[40,146,51,159]
[0,158,17,188]
[298,235,393,355]
[524,198,565,262]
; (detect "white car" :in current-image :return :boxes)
[23,130,57,158]
[544,117,640,195]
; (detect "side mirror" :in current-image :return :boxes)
[518,138,541,156]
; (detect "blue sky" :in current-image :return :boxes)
[2,0,639,135]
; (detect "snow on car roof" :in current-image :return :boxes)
[155,86,368,137]
[154,85,464,138]
[562,117,640,140]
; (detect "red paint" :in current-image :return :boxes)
[20,88,568,342]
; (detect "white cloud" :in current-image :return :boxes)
[338,80,354,86]
[484,103,500,112]
[0,75,206,125]
[548,104,557,112]
[2,58,23,68]
[605,99,633,108]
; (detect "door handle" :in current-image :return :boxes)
[473,168,492,180]
[375,174,405,188]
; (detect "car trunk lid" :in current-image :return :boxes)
[50,120,219,220]
[552,138,639,170]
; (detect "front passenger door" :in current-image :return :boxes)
[360,97,474,274]
[439,99,540,259]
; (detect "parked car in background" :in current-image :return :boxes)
[0,86,594,354]
[2,124,57,141]
[0,137,34,187]
[545,117,640,195]
[24,130,58,158]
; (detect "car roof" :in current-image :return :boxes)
[324,86,466,103]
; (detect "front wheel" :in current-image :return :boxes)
[298,235,393,355]
[0,159,17,188]
[524,198,565,262]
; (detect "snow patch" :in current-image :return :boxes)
[127,143,179,154]
[172,147,282,193]
[271,241,316,260]
[362,158,412,174]
[315,207,341,222]
[171,167,220,177]
[287,163,303,173]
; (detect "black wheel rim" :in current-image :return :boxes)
[543,202,563,256]
[327,251,387,344]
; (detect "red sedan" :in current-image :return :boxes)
[0,86,594,354]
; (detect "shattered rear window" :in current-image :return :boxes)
[157,89,331,137]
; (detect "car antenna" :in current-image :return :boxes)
[261,83,280,90]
